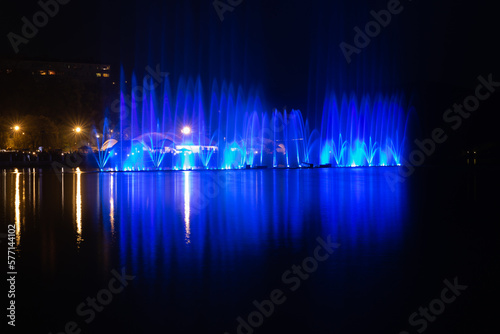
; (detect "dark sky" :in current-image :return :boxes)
[1,0,499,116]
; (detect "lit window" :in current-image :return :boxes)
[48,70,56,75]
[39,71,47,76]
[102,65,110,71]
[103,73,110,78]
[96,73,102,77]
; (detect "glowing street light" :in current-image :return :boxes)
[181,126,191,135]
[13,125,20,131]
[74,127,82,133]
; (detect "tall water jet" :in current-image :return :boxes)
[90,71,411,171]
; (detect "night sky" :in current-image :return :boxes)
[1,0,499,151]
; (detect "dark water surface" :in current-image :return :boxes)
[1,167,498,333]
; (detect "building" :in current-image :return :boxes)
[0,59,112,82]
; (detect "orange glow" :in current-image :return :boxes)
[75,168,82,247]
[14,169,21,246]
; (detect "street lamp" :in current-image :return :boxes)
[72,126,84,150]
[10,125,23,150]
[181,126,191,135]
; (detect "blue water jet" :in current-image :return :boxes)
[91,74,411,171]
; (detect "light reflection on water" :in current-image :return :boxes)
[14,169,21,246]
[109,173,115,236]
[184,171,191,244]
[75,168,82,247]
[1,168,409,260]
[1,167,410,332]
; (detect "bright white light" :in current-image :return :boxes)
[181,126,191,135]
[14,125,20,131]
[75,127,82,133]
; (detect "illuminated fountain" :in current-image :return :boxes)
[88,73,411,171]
[318,93,410,167]
[91,118,117,170]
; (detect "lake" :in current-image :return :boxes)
[1,166,497,333]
